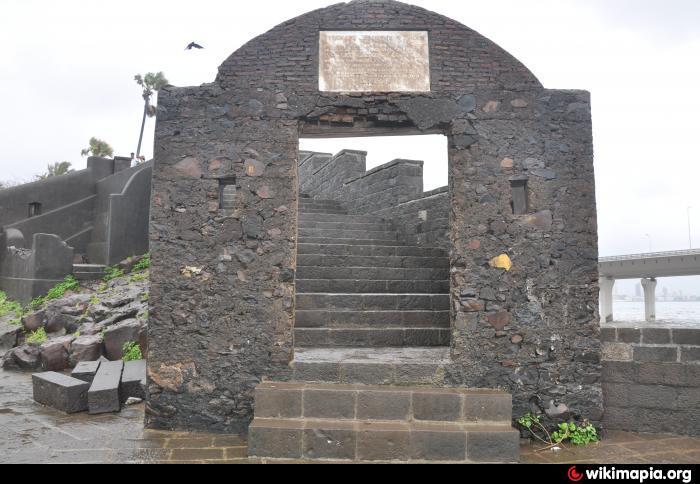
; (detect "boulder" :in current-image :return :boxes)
[40,336,75,372]
[104,319,142,360]
[22,310,47,332]
[69,335,104,367]
[0,319,21,355]
[3,344,41,371]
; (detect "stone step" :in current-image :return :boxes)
[296,293,450,311]
[298,229,398,240]
[292,347,450,385]
[299,202,346,209]
[296,266,449,281]
[298,221,392,231]
[297,243,446,258]
[249,418,519,463]
[299,214,385,224]
[296,279,450,294]
[298,237,407,246]
[295,327,450,347]
[295,310,450,328]
[254,381,512,423]
[249,381,518,462]
[297,255,448,269]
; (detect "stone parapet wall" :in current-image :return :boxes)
[602,324,700,436]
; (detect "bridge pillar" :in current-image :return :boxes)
[599,277,615,323]
[641,278,657,322]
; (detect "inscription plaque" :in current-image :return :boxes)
[319,31,430,93]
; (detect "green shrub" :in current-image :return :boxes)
[30,276,80,308]
[133,253,151,272]
[122,341,143,362]
[0,291,23,319]
[103,266,124,282]
[26,328,48,345]
[517,412,599,449]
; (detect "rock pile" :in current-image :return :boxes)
[1,267,148,372]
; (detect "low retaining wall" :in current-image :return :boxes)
[602,323,700,436]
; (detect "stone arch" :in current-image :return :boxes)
[149,0,600,433]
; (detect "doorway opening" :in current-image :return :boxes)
[294,134,451,353]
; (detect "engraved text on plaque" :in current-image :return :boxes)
[319,31,430,93]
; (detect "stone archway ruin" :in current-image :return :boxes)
[147,0,600,437]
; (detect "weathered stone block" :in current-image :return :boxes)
[39,336,74,371]
[601,361,636,384]
[633,346,678,363]
[465,429,520,463]
[69,335,103,366]
[303,388,356,419]
[357,390,411,420]
[71,360,101,383]
[32,372,89,413]
[21,310,46,332]
[681,346,700,363]
[410,426,467,462]
[120,359,147,401]
[254,384,302,419]
[635,363,685,387]
[602,342,633,362]
[248,421,303,459]
[103,319,141,360]
[88,360,123,414]
[642,328,671,345]
[303,426,356,460]
[412,391,461,421]
[463,392,512,422]
[356,423,411,461]
[673,329,700,346]
[600,327,616,343]
[617,328,641,344]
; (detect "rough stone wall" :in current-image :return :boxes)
[602,325,700,436]
[371,187,450,250]
[148,0,599,433]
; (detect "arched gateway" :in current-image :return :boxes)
[148,0,600,462]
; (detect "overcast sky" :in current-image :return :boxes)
[2,0,699,296]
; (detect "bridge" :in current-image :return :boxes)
[599,249,700,323]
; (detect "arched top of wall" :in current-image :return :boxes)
[216,0,542,93]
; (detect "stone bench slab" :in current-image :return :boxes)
[32,371,90,414]
[88,360,123,414]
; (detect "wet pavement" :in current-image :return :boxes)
[1,369,699,464]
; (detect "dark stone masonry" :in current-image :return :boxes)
[148,0,600,437]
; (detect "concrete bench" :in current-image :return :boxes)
[32,372,90,414]
[88,360,123,414]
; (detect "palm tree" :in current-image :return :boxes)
[37,162,74,180]
[81,137,114,158]
[134,72,168,158]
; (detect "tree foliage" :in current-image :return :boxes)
[81,137,114,158]
[36,161,74,180]
[135,72,169,117]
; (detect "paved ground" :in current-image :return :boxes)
[1,370,699,464]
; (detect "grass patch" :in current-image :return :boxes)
[26,327,48,345]
[103,266,125,282]
[0,291,23,320]
[30,276,80,308]
[122,341,143,362]
[133,253,150,272]
[130,272,149,283]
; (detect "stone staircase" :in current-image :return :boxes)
[248,382,520,463]
[246,196,519,463]
[295,197,450,349]
[73,264,107,281]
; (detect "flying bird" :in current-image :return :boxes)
[185,42,204,50]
